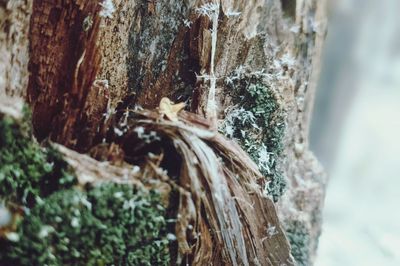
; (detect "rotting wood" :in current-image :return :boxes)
[28,0,104,149]
[2,0,329,264]
[99,108,295,265]
[0,96,295,265]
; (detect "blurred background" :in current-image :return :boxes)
[310,0,400,265]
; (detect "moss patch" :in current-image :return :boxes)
[0,111,170,265]
[0,183,170,266]
[286,221,311,266]
[0,111,76,207]
[220,71,287,201]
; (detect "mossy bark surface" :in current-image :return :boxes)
[1,0,328,265]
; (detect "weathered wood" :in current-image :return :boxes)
[3,0,328,264]
[93,108,296,265]
[28,0,104,149]
[0,95,295,265]
[0,0,31,98]
[103,1,328,263]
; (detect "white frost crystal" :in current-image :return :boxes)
[38,225,55,238]
[167,233,177,241]
[71,217,80,228]
[99,0,115,19]
[5,232,20,242]
[0,203,12,227]
[267,223,278,237]
[195,3,220,18]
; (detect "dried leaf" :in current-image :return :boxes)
[159,97,186,122]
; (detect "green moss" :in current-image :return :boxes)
[0,111,170,265]
[220,71,286,201]
[0,183,170,266]
[286,221,311,266]
[0,111,76,207]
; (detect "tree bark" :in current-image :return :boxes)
[0,0,31,98]
[1,0,328,265]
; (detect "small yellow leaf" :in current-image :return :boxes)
[159,97,185,122]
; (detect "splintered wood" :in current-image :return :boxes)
[103,109,295,265]
[22,0,328,264]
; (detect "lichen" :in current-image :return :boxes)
[285,221,311,266]
[220,70,287,201]
[82,15,93,32]
[0,110,76,207]
[0,183,170,266]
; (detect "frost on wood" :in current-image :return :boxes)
[101,109,295,265]
[196,2,220,127]
[219,69,287,202]
[0,100,294,265]
[10,0,329,264]
[99,0,115,18]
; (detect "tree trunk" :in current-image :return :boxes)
[1,0,328,265]
[0,0,31,98]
